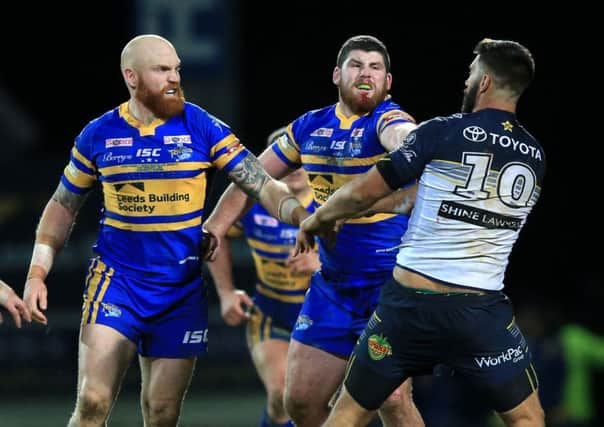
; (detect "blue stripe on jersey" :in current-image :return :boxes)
[61,175,89,194]
[303,163,373,174]
[99,169,205,183]
[221,150,249,173]
[104,208,204,224]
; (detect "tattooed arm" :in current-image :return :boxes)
[23,182,88,324]
[204,149,307,241]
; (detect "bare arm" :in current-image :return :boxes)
[23,182,88,324]
[204,149,307,239]
[380,121,417,152]
[296,166,392,253]
[206,237,254,326]
[352,183,417,217]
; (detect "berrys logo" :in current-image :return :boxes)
[367,334,392,361]
[462,126,487,142]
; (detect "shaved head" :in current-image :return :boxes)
[120,34,184,120]
[120,34,176,73]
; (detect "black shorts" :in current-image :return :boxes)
[345,278,538,413]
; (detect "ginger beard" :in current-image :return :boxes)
[136,79,185,119]
[340,80,388,115]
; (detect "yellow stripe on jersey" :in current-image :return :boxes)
[101,173,206,218]
[104,216,202,232]
[119,102,166,137]
[247,238,292,254]
[255,285,306,303]
[99,161,211,177]
[301,152,385,167]
[376,109,416,134]
[346,213,398,224]
[334,104,362,129]
[72,146,96,171]
[210,134,246,170]
[276,130,301,164]
[210,134,239,157]
[64,162,96,189]
[251,252,310,292]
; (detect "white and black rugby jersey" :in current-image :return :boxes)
[377,108,545,291]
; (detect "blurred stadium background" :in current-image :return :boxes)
[0,1,598,426]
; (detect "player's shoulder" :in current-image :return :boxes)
[78,105,121,139]
[183,102,233,133]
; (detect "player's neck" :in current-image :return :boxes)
[475,91,517,114]
[128,99,157,125]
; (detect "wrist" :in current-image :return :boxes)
[27,265,47,281]
[278,195,303,224]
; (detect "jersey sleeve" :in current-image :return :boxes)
[60,124,98,195]
[192,108,250,172]
[376,109,416,134]
[376,118,442,189]
[270,123,301,168]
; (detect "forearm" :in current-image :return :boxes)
[354,184,417,217]
[258,180,308,226]
[226,151,306,226]
[207,238,237,298]
[28,185,84,281]
[204,183,254,237]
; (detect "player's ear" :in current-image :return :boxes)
[332,66,341,85]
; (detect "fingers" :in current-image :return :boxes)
[8,298,32,329]
[9,307,22,329]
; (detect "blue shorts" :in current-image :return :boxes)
[291,271,383,357]
[246,304,293,349]
[81,257,208,358]
[345,279,538,412]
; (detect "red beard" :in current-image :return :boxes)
[136,81,185,120]
[340,84,387,115]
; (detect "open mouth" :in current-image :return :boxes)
[356,83,372,91]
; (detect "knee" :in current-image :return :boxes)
[266,386,287,419]
[284,386,310,421]
[75,388,112,423]
[141,397,181,427]
[382,381,414,410]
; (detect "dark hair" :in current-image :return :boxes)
[336,35,391,72]
[474,38,535,97]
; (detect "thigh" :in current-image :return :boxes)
[247,307,290,388]
[139,356,197,401]
[498,390,545,426]
[451,298,539,413]
[286,338,347,406]
[78,323,137,397]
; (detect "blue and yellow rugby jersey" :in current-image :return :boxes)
[229,191,315,328]
[61,101,248,284]
[272,98,412,287]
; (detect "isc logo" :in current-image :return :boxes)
[136,148,161,157]
[182,329,208,344]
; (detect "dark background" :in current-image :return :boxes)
[0,2,600,426]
